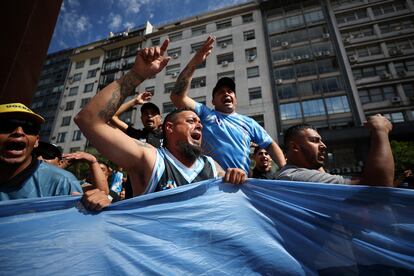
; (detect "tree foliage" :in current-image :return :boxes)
[391,140,414,176]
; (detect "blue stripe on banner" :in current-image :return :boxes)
[0,179,413,275]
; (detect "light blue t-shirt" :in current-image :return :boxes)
[195,102,273,173]
[0,160,83,201]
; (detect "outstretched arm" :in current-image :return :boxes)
[75,39,170,190]
[170,36,215,110]
[111,91,153,132]
[62,151,109,195]
[266,141,286,168]
[351,114,394,186]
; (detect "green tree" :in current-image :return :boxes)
[391,140,414,177]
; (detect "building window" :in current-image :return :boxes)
[191,41,204,53]
[280,102,302,120]
[164,82,175,94]
[353,44,382,57]
[372,1,407,17]
[72,130,82,141]
[320,76,344,93]
[69,86,79,96]
[87,69,97,78]
[107,48,122,59]
[90,57,100,65]
[163,102,175,114]
[167,47,181,59]
[242,13,253,24]
[65,101,75,111]
[216,35,233,48]
[57,132,67,143]
[84,83,94,93]
[336,9,368,24]
[278,83,298,99]
[384,112,405,123]
[249,87,262,101]
[325,96,350,114]
[191,77,206,89]
[352,64,388,79]
[243,30,255,41]
[166,64,180,76]
[69,147,81,153]
[216,19,232,30]
[387,38,414,53]
[245,48,257,61]
[402,82,414,99]
[302,99,326,117]
[146,86,155,95]
[73,73,82,82]
[169,32,182,42]
[304,9,324,24]
[61,116,71,126]
[125,43,140,56]
[217,53,234,65]
[217,71,235,80]
[247,66,260,78]
[80,98,90,108]
[274,66,295,80]
[250,115,265,128]
[379,19,414,34]
[75,61,85,69]
[296,62,317,78]
[150,37,160,46]
[191,25,206,36]
[358,86,397,104]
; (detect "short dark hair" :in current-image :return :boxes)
[284,124,317,147]
[253,146,266,156]
[33,141,62,160]
[162,108,196,146]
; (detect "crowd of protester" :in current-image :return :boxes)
[1,35,409,209]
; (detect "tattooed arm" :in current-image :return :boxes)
[170,36,215,110]
[75,40,170,193]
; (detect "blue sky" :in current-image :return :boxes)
[48,0,250,54]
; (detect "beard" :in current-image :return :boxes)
[177,141,201,162]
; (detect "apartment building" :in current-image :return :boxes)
[31,49,73,142]
[260,0,414,171]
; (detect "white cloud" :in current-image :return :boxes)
[59,9,91,37]
[123,22,135,30]
[109,13,123,30]
[67,0,80,7]
[117,0,151,14]
[207,0,249,11]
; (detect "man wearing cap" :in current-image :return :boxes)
[111,91,163,148]
[0,103,83,200]
[170,36,286,174]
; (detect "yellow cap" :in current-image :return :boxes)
[0,103,45,124]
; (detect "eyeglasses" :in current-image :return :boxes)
[0,119,40,135]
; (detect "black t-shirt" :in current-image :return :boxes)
[125,126,163,148]
[252,167,276,180]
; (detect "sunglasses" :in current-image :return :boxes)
[0,119,40,135]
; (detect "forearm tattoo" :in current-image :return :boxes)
[98,71,143,122]
[172,65,196,96]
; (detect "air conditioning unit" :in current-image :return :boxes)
[391,96,401,104]
[322,33,330,39]
[293,56,302,62]
[389,49,398,56]
[349,55,358,63]
[281,41,289,48]
[324,51,331,56]
[59,105,65,110]
[396,48,403,55]
[248,55,256,62]
[302,54,310,59]
[379,72,391,80]
[276,79,283,84]
[316,51,323,57]
[171,72,178,78]
[121,59,126,67]
[221,43,227,48]
[222,61,229,67]
[172,53,179,59]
